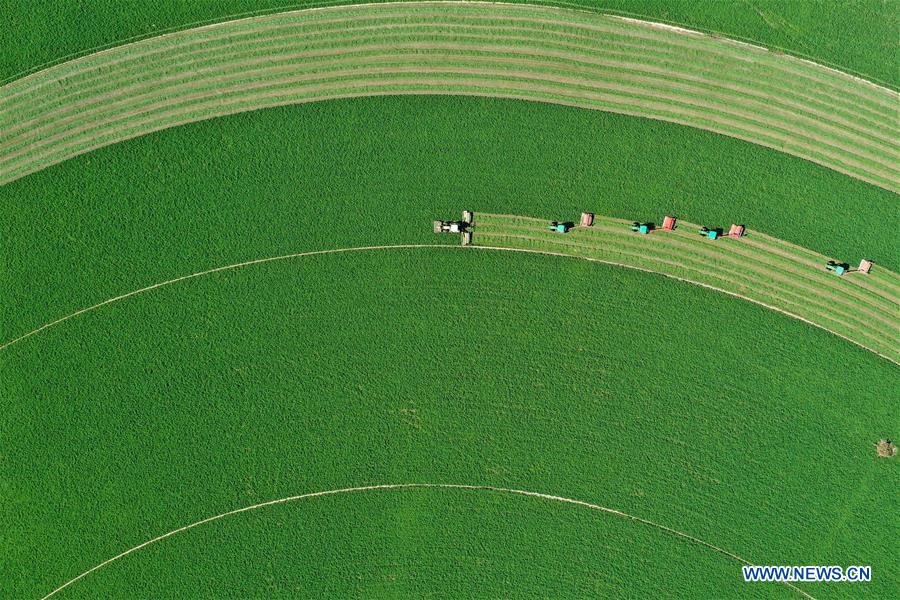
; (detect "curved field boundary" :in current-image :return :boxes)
[2,237,896,364]
[0,2,897,190]
[39,483,816,600]
[475,214,900,363]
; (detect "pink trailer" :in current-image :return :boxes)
[858,259,873,274]
[728,224,745,237]
[661,215,677,231]
[580,212,595,227]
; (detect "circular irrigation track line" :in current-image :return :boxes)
[2,237,897,364]
[40,483,816,600]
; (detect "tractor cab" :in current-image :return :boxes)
[631,221,653,234]
[826,260,849,276]
[548,221,573,233]
[699,226,722,240]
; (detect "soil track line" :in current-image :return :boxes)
[3,243,896,365]
[37,482,816,600]
[0,244,451,352]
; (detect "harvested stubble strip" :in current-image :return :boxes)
[480,217,900,358]
[4,50,894,182]
[478,230,898,360]
[475,213,900,363]
[4,22,894,148]
[3,33,892,173]
[490,219,897,339]
[6,26,892,152]
[4,2,893,119]
[490,213,900,312]
[0,72,895,191]
[1,2,896,190]
[580,221,899,320]
[5,44,894,171]
[3,78,895,197]
[739,236,899,303]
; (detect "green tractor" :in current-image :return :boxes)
[698,226,722,240]
[630,221,653,234]
[826,260,849,276]
[548,221,573,233]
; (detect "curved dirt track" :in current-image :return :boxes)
[1,2,897,190]
[40,483,815,600]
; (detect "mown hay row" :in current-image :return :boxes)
[1,2,896,189]
[474,213,900,362]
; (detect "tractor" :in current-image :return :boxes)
[699,226,722,240]
[433,210,475,245]
[549,221,573,233]
[434,220,463,234]
[630,221,653,234]
[826,260,849,276]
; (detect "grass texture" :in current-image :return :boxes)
[2,0,897,89]
[1,2,897,190]
[3,249,896,598]
[474,213,900,363]
[2,96,897,351]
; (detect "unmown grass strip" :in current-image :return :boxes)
[1,2,896,189]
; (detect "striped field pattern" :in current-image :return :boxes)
[0,1,897,189]
[474,213,900,363]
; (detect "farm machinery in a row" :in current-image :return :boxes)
[544,210,875,276]
[433,210,474,245]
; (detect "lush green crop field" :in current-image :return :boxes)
[3,1,897,598]
[3,0,897,88]
[2,96,896,347]
[54,487,795,598]
[4,249,896,598]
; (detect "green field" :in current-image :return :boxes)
[4,250,896,598]
[3,0,897,87]
[2,96,897,344]
[2,1,898,598]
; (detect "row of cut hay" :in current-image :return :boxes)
[474,213,900,362]
[484,219,894,340]
[481,213,899,329]
[1,2,896,189]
